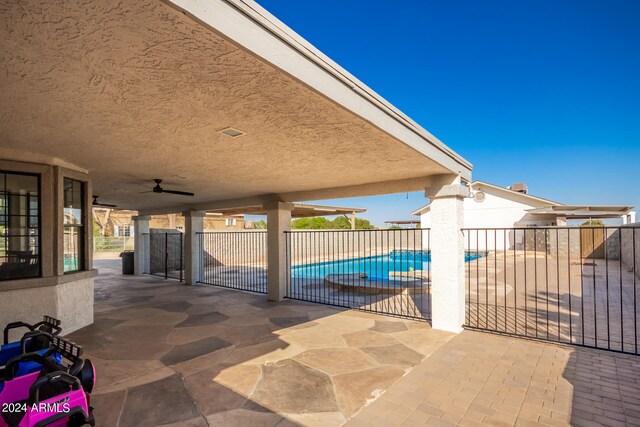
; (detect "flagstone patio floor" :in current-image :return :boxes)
[68,260,640,426]
[70,261,453,426]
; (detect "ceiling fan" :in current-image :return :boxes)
[92,195,117,208]
[141,179,195,197]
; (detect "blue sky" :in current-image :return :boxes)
[253,0,640,227]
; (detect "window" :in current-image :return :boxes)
[114,225,133,237]
[63,178,85,273]
[0,172,40,281]
[225,218,236,226]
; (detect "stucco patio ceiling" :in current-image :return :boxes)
[0,0,471,213]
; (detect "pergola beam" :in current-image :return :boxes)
[139,175,457,216]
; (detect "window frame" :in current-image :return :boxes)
[63,177,86,274]
[0,170,42,281]
[114,225,133,237]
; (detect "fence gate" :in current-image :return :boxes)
[581,227,605,259]
[285,229,432,321]
[463,226,639,355]
[146,232,183,281]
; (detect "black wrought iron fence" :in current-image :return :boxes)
[146,232,183,281]
[198,231,267,293]
[463,226,639,355]
[285,229,432,320]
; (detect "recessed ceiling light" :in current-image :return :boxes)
[219,127,245,138]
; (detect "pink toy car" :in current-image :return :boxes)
[0,336,95,427]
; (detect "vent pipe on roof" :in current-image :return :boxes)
[510,182,528,194]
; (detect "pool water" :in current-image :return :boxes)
[291,250,486,281]
[63,258,79,272]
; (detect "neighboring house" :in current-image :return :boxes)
[412,181,636,250]
[93,209,246,237]
[413,181,636,228]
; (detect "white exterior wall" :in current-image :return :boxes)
[420,188,556,250]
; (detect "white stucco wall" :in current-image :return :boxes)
[56,277,94,334]
[620,225,640,280]
[1,286,58,342]
[420,186,556,250]
[1,277,93,340]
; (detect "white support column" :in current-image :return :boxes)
[426,175,469,333]
[183,210,205,285]
[132,215,150,276]
[265,201,293,301]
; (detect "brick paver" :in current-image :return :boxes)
[346,331,640,426]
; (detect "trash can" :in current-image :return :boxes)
[120,251,134,275]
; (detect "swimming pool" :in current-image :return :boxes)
[291,250,486,281]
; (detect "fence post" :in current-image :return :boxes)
[426,175,469,333]
[179,233,184,282]
[164,233,169,280]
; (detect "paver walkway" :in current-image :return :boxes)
[347,330,640,427]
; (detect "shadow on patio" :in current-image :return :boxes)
[68,260,453,426]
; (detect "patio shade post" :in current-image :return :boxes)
[426,175,469,333]
[132,215,151,275]
[183,210,206,285]
[265,201,294,301]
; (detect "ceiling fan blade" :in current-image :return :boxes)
[92,196,117,208]
[161,189,195,197]
[94,202,118,208]
[132,182,153,189]
[139,190,154,194]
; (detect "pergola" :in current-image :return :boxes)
[527,205,636,222]
[0,0,472,333]
[384,220,421,227]
[210,203,367,229]
[210,203,365,219]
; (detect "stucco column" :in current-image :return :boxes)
[426,176,469,333]
[183,211,205,285]
[132,215,150,276]
[265,201,293,301]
